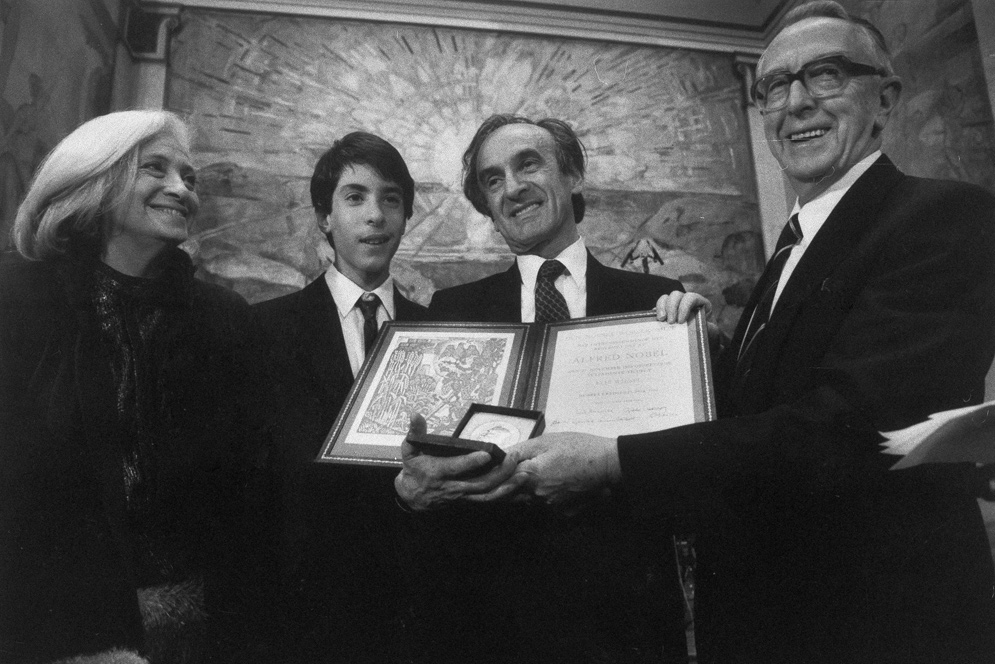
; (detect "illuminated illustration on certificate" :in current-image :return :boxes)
[354,332,514,440]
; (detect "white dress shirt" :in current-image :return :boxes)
[324,265,397,377]
[771,151,881,311]
[517,237,589,322]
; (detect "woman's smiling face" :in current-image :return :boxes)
[106,132,199,261]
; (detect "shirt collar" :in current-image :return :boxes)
[324,264,396,319]
[792,151,881,239]
[516,236,588,289]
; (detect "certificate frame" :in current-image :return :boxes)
[530,309,715,434]
[317,321,534,467]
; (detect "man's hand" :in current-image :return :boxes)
[394,413,521,511]
[656,289,723,350]
[503,432,621,516]
[655,290,711,324]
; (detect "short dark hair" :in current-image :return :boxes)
[310,131,415,219]
[461,114,587,223]
[780,1,893,75]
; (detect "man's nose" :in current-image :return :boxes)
[366,201,386,225]
[504,173,528,198]
[785,78,817,113]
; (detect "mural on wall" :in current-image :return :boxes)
[168,10,765,335]
[0,0,118,250]
[845,0,995,191]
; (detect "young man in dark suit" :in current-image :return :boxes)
[466,4,995,663]
[398,115,690,664]
[255,132,426,662]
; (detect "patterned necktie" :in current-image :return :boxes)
[535,259,571,323]
[734,214,803,378]
[356,292,382,356]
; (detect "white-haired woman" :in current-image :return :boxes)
[0,110,272,663]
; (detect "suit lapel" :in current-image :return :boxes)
[739,156,904,398]
[298,275,352,392]
[393,285,426,321]
[485,263,524,323]
[585,252,616,317]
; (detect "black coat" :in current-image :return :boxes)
[619,157,995,663]
[424,252,691,664]
[0,250,270,663]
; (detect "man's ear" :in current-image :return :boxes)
[569,171,584,195]
[874,76,903,136]
[316,211,335,249]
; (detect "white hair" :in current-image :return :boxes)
[13,109,192,260]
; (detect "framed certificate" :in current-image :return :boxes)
[317,311,715,467]
[532,310,715,436]
[317,322,535,467]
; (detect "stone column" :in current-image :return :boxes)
[111,4,179,110]
[970,0,995,117]
[734,54,794,258]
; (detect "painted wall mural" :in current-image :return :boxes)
[0,0,119,250]
[0,0,118,250]
[168,10,764,336]
[845,0,995,191]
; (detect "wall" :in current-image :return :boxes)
[166,9,765,337]
[0,0,120,250]
[838,0,995,190]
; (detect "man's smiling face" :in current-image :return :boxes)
[476,123,582,258]
[759,16,899,204]
[319,163,406,291]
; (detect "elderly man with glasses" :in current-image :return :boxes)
[421,2,995,662]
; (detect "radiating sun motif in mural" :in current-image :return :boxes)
[169,10,765,333]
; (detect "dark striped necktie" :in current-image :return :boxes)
[734,214,803,378]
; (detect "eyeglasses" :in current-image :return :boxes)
[751,55,887,112]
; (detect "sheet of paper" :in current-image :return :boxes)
[542,319,697,437]
[880,399,995,470]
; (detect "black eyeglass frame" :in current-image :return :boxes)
[751,55,888,112]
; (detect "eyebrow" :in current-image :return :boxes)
[141,151,196,172]
[477,148,545,182]
[338,182,403,196]
[762,52,849,75]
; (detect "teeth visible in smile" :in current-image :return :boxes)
[512,203,541,217]
[789,129,828,141]
[362,237,389,245]
[152,207,186,218]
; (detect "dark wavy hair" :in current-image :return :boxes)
[310,131,415,220]
[461,115,587,223]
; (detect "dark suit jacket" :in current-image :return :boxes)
[619,156,995,664]
[426,252,690,664]
[253,274,427,662]
[429,250,682,322]
[255,275,428,462]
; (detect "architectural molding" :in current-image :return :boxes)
[733,53,759,107]
[141,0,767,53]
[733,53,791,257]
[125,3,181,61]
